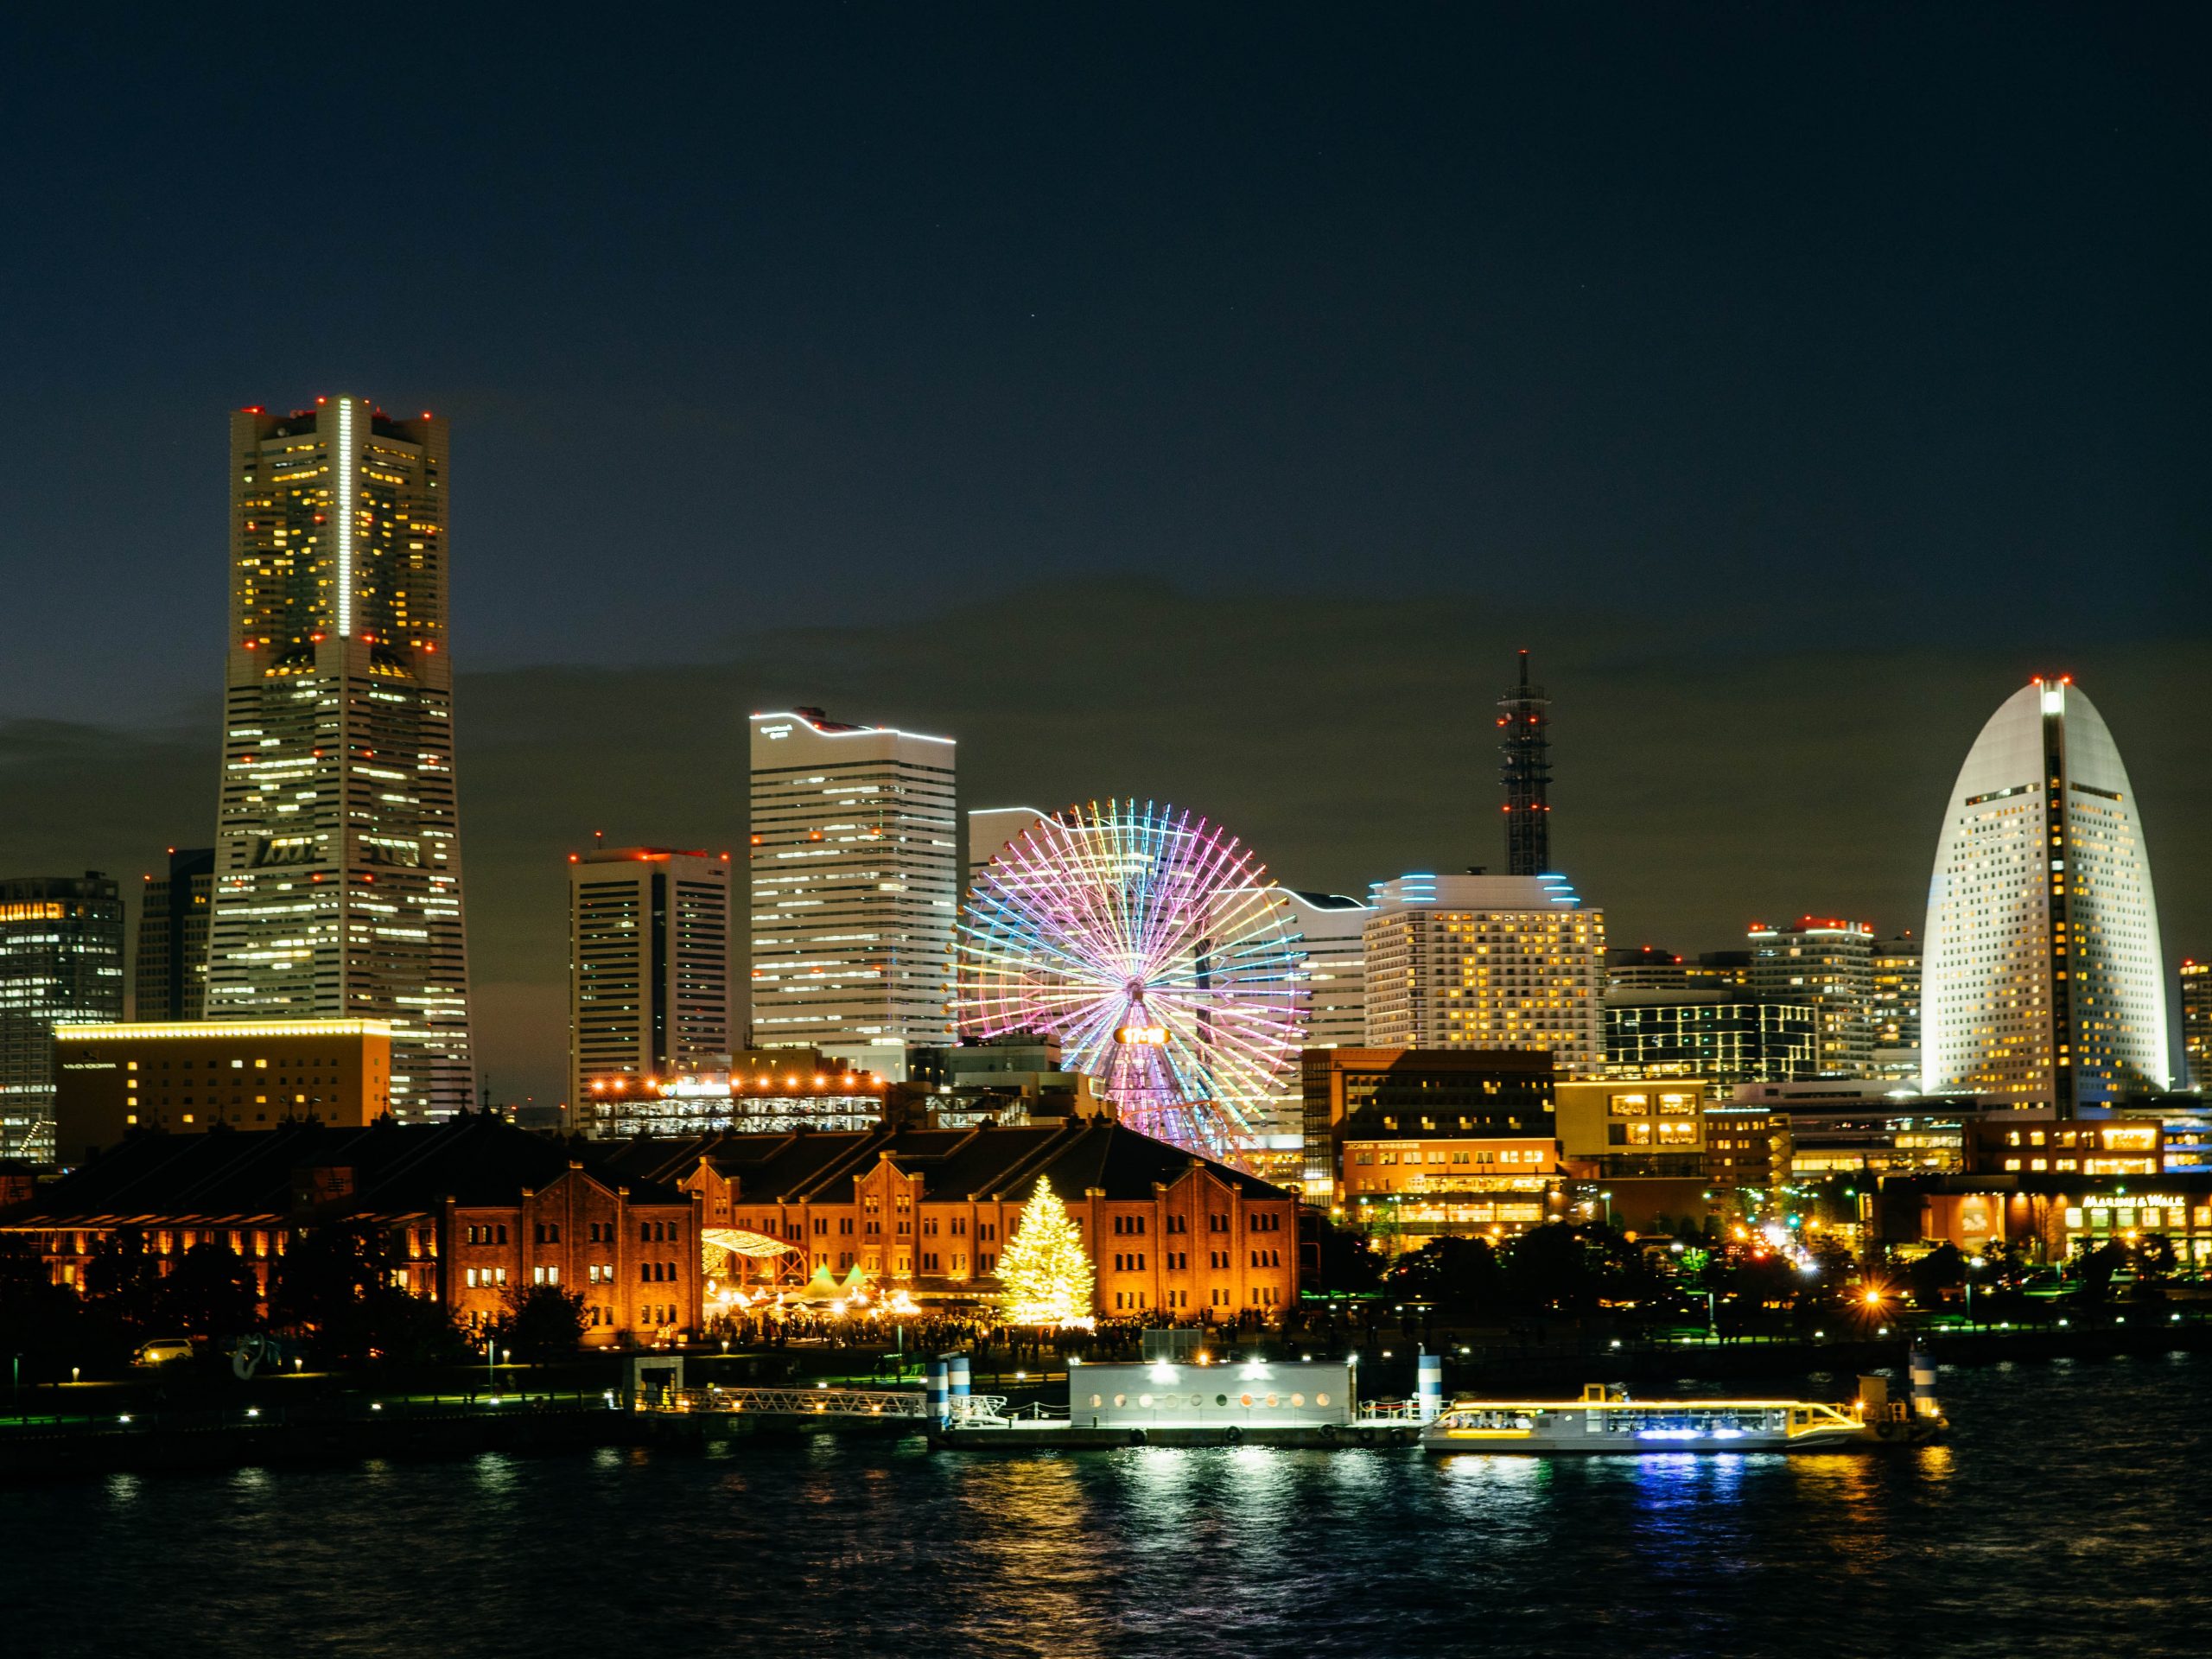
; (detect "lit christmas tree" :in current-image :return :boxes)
[1000,1174,1096,1328]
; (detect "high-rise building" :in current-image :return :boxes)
[749,708,957,1073]
[1603,990,1820,1089]
[2183,960,2211,1091]
[1608,946,1753,993]
[1257,890,1373,1185]
[1748,917,1874,1077]
[1605,946,1691,992]
[1284,891,1372,1051]
[135,848,214,1022]
[1922,677,2169,1111]
[1363,874,1603,1078]
[0,874,126,1161]
[1497,650,1552,876]
[207,398,472,1119]
[1870,933,1923,1083]
[569,847,733,1113]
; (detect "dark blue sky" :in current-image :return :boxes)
[3,8,2207,1097]
[2,6,2205,719]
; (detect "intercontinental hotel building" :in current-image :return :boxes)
[1921,677,2167,1112]
[207,399,473,1119]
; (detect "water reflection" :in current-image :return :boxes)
[472,1450,516,1494]
[953,1457,1112,1656]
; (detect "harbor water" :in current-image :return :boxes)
[7,1353,2209,1656]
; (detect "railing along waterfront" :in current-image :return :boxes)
[651,1386,1010,1422]
[0,1388,621,1440]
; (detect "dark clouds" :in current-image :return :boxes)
[4,586,2205,1102]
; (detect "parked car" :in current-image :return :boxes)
[132,1338,194,1367]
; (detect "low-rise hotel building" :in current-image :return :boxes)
[50,1019,392,1164]
[1300,1046,1554,1201]
[1554,1080,1707,1177]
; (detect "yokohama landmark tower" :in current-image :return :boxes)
[207,398,473,1118]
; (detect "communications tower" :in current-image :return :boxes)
[1497,649,1551,876]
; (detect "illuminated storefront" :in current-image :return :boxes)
[1341,1135,1563,1250]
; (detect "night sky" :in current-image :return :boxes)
[2,8,2206,1103]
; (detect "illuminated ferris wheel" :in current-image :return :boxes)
[956,800,1308,1166]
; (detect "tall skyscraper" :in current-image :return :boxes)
[0,874,125,1160]
[207,398,472,1119]
[1284,891,1373,1051]
[1748,917,1875,1077]
[966,806,1047,892]
[1497,649,1552,875]
[1922,677,2169,1111]
[2182,959,2210,1091]
[1276,889,1372,1185]
[749,708,957,1073]
[135,847,214,1022]
[1363,873,1603,1077]
[569,847,733,1112]
[1869,932,1923,1083]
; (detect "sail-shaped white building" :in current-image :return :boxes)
[1921,677,2168,1110]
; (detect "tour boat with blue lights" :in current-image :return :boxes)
[1425,1357,1945,1454]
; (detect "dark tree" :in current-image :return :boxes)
[1907,1243,1967,1305]
[1503,1224,1599,1313]
[2071,1240,2128,1302]
[84,1228,165,1336]
[0,1235,86,1373]
[1389,1236,1503,1312]
[270,1224,467,1366]
[493,1285,588,1361]
[1309,1213,1385,1294]
[157,1243,263,1340]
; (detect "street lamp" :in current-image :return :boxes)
[1599,1191,1613,1230]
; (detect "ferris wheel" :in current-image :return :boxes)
[956,800,1308,1165]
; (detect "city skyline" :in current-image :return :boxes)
[2,617,2203,1108]
[3,16,2209,1652]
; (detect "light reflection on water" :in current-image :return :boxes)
[6,1359,2208,1658]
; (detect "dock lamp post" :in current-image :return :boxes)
[1704,1291,1717,1340]
[1965,1257,1984,1327]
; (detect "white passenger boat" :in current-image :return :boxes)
[1425,1357,1945,1454]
